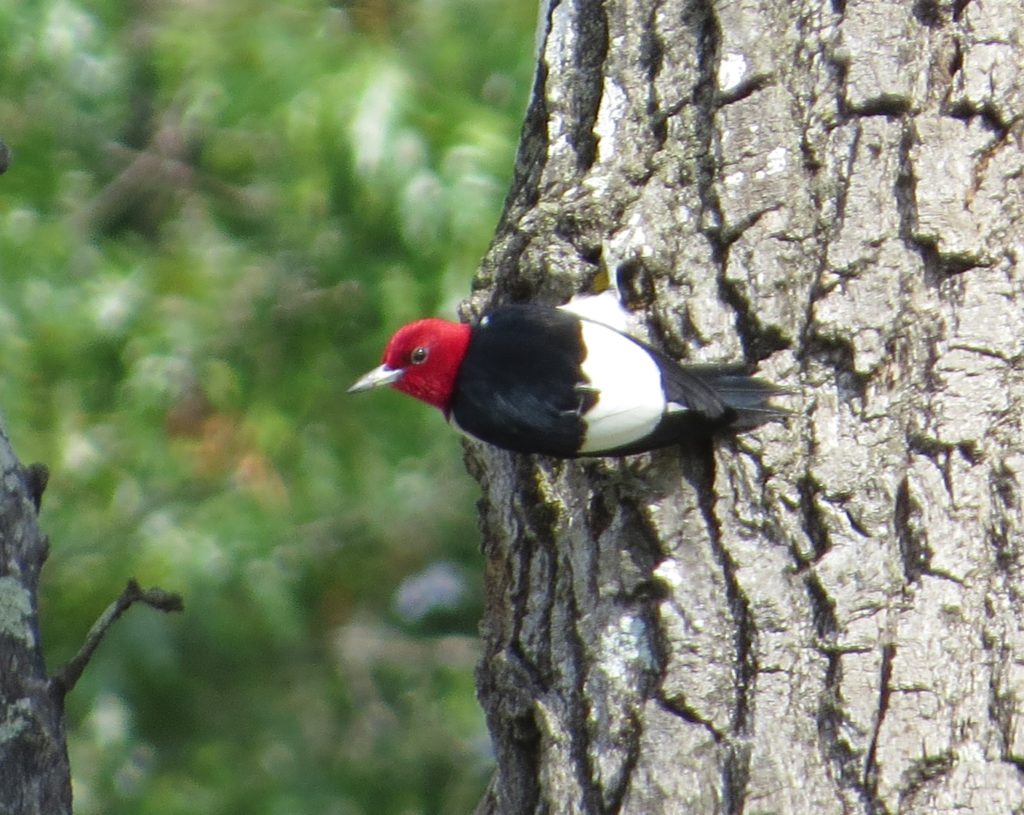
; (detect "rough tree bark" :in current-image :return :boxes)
[468,1,1024,813]
[0,434,71,814]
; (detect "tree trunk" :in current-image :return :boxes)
[0,433,72,814]
[469,1,1024,813]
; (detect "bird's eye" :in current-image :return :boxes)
[410,346,429,365]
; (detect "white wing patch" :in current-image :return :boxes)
[559,290,631,332]
[575,319,666,453]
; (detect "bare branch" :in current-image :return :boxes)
[52,579,184,698]
[24,463,49,511]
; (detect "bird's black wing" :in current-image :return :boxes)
[450,306,590,456]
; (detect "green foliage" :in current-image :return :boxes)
[0,0,534,812]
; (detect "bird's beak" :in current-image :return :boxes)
[348,364,404,393]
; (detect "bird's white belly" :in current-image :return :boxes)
[576,320,666,453]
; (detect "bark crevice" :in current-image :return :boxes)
[690,450,755,815]
[568,0,610,173]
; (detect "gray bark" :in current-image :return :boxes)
[469,1,1024,813]
[0,432,71,815]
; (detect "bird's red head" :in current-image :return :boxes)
[349,318,472,414]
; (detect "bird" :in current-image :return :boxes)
[349,300,786,457]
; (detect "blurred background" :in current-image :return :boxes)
[0,1,534,812]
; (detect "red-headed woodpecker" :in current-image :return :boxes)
[349,303,785,457]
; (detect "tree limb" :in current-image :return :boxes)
[52,579,184,698]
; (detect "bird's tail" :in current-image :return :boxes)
[690,364,792,430]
